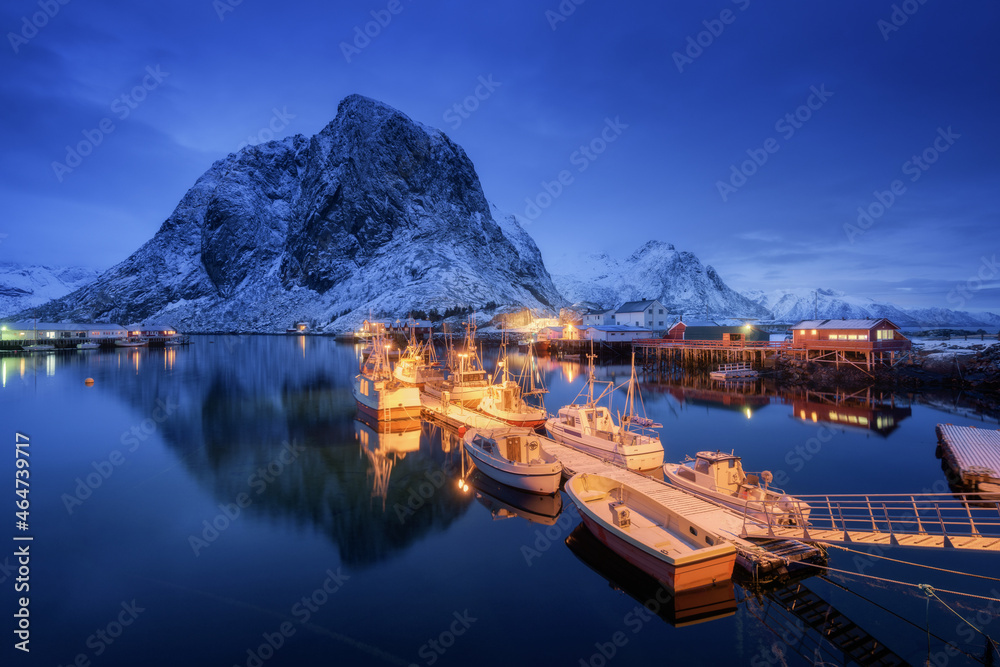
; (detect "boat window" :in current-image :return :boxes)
[694,459,709,474]
[566,416,575,427]
[728,459,735,469]
[689,526,698,537]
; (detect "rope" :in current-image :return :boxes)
[922,585,1000,661]
[820,576,983,664]
[794,559,1000,604]
[826,543,1000,583]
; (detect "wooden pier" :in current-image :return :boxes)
[419,394,510,431]
[936,423,1000,492]
[709,362,759,380]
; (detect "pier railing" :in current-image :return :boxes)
[738,492,1000,550]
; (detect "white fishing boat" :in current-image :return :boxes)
[76,342,101,350]
[565,472,737,592]
[663,450,811,526]
[462,427,562,495]
[423,320,489,407]
[478,338,547,428]
[115,337,148,348]
[392,335,445,389]
[352,333,422,421]
[545,349,664,471]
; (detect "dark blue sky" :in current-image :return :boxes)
[1,0,998,312]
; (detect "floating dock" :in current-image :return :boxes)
[936,423,1000,492]
[709,362,759,380]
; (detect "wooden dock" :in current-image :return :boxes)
[709,362,759,380]
[419,394,510,431]
[936,423,1000,492]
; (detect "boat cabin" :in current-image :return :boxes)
[687,451,750,495]
[557,405,616,437]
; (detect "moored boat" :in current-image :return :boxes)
[663,450,811,526]
[23,343,55,352]
[477,339,547,428]
[352,334,422,421]
[115,337,148,348]
[462,427,562,495]
[545,349,663,470]
[565,472,737,592]
[76,342,101,350]
[392,337,445,389]
[423,320,489,407]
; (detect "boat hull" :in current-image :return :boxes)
[464,445,562,495]
[353,375,422,421]
[423,383,485,408]
[566,473,736,592]
[577,511,735,592]
[546,420,663,471]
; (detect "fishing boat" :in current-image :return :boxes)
[565,472,737,592]
[76,342,101,350]
[545,349,664,470]
[663,451,811,526]
[462,427,562,495]
[477,338,547,428]
[565,523,737,627]
[352,333,421,421]
[115,337,148,348]
[423,320,489,407]
[392,335,445,389]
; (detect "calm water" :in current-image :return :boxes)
[2,336,999,666]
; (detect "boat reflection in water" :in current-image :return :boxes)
[565,524,737,628]
[468,469,564,526]
[355,416,423,507]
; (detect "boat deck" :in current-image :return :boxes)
[936,423,1000,490]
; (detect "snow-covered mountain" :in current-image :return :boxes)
[742,287,1000,327]
[0,263,98,318]
[19,95,562,332]
[548,240,770,319]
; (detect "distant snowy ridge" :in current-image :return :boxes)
[548,240,770,319]
[18,95,563,332]
[741,287,1000,327]
[0,263,98,318]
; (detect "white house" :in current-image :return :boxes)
[581,325,653,342]
[582,308,616,327]
[2,322,128,342]
[614,300,668,330]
